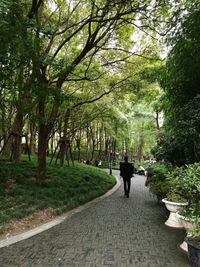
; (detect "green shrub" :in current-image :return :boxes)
[149,180,171,197]
[165,162,200,240]
[166,163,200,202]
[145,163,171,199]
[180,202,200,222]
[166,192,187,203]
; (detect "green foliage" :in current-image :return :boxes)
[165,162,200,239]
[1,0,195,179]
[152,133,188,166]
[166,163,200,202]
[149,179,170,199]
[156,9,200,165]
[165,166,187,197]
[153,95,200,165]
[145,163,171,198]
[162,10,200,109]
[181,202,200,223]
[166,192,187,203]
[187,228,200,244]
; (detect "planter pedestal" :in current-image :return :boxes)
[180,241,188,252]
[166,211,183,228]
[162,198,188,228]
[176,213,196,253]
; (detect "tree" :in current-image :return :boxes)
[1,0,185,178]
[27,0,171,179]
[153,8,200,165]
[0,0,34,162]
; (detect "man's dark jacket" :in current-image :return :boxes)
[120,161,134,179]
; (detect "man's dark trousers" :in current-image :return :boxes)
[123,177,131,197]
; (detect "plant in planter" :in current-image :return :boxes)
[162,192,188,228]
[167,163,200,204]
[149,180,171,203]
[161,166,190,227]
[180,203,200,226]
[185,224,200,267]
[167,192,188,203]
[174,163,200,230]
[145,164,171,203]
[171,162,200,255]
[177,205,199,252]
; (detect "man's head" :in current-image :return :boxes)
[124,156,128,162]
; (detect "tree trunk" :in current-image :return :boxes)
[105,139,109,159]
[37,99,48,180]
[96,123,99,151]
[137,126,144,161]
[98,124,103,157]
[37,84,60,179]
[12,111,23,163]
[91,138,95,161]
[50,135,54,155]
[75,129,82,162]
[89,126,96,161]
[76,138,81,162]
[60,109,70,167]
[155,110,160,130]
[121,140,125,158]
[1,102,11,158]
[38,125,48,180]
[1,129,11,159]
[112,138,116,160]
[86,125,90,159]
[29,120,37,155]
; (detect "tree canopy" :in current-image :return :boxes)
[1,0,199,177]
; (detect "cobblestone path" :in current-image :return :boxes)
[0,171,190,267]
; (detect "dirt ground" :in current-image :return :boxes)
[0,208,56,240]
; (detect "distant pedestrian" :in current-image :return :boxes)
[98,160,102,168]
[95,159,98,167]
[137,165,145,175]
[120,156,134,198]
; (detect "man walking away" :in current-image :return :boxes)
[120,156,134,198]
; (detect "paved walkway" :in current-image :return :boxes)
[0,171,190,267]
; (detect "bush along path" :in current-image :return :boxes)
[0,171,190,267]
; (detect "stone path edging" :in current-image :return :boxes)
[0,175,121,249]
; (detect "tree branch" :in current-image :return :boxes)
[27,0,43,19]
[72,76,131,109]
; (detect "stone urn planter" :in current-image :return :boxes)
[162,198,188,228]
[176,213,196,252]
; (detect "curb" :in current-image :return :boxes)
[0,175,121,248]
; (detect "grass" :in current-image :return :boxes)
[0,158,116,232]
